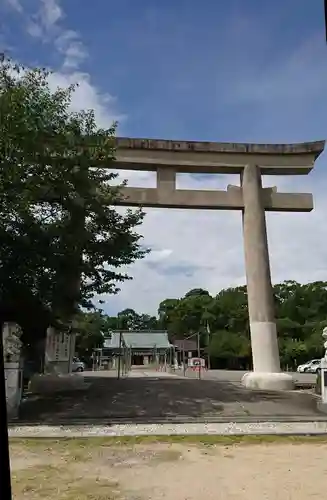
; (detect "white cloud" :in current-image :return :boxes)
[26,20,43,38]
[39,0,62,28]
[36,0,87,69]
[47,70,123,127]
[55,30,88,70]
[4,0,121,127]
[145,249,173,263]
[5,0,22,13]
[7,0,88,70]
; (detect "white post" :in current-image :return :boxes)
[320,329,327,406]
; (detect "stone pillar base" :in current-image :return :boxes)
[242,371,294,391]
[317,402,327,414]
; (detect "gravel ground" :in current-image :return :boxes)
[8,420,327,438]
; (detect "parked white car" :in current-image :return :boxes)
[297,359,321,374]
[72,357,85,372]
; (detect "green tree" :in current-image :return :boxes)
[208,330,251,369]
[74,311,106,359]
[158,298,180,330]
[117,308,140,330]
[0,55,147,346]
[175,294,212,337]
[214,286,249,333]
[184,288,211,298]
[137,313,158,330]
[116,308,158,330]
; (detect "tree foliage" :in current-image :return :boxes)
[74,307,159,359]
[74,311,106,360]
[0,55,147,342]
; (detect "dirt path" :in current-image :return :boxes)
[9,438,327,499]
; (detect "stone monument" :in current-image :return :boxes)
[29,327,86,395]
[44,326,76,374]
[112,137,325,391]
[2,322,23,418]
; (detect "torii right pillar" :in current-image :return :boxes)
[241,164,289,390]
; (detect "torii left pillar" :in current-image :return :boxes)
[241,164,293,390]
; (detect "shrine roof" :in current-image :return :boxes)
[103,331,172,350]
[122,331,172,349]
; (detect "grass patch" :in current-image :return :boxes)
[149,448,182,463]
[10,433,327,451]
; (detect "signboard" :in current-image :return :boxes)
[188,357,205,368]
[46,329,70,362]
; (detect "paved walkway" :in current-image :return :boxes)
[16,368,326,426]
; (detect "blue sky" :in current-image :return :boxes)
[2,0,326,143]
[1,0,327,315]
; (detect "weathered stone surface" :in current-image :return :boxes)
[116,137,325,156]
[118,186,313,212]
[115,138,325,174]
[242,372,295,391]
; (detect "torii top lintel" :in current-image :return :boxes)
[115,137,325,175]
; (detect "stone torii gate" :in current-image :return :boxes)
[114,137,325,391]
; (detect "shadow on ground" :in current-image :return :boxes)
[17,375,325,425]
